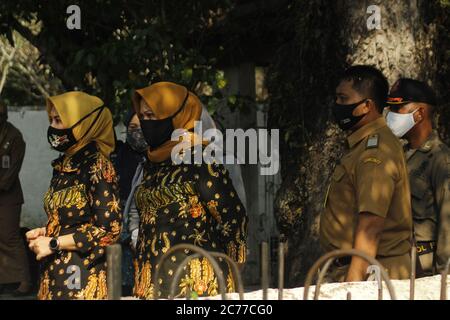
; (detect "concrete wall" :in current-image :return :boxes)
[8,108,58,228]
[221,64,281,286]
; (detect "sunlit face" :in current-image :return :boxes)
[128,113,141,130]
[335,79,369,116]
[49,105,66,129]
[139,99,157,120]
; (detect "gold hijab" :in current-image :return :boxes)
[132,82,207,163]
[46,91,115,157]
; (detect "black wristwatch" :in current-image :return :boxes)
[49,237,60,252]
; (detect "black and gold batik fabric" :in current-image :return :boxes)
[38,142,121,300]
[133,147,248,299]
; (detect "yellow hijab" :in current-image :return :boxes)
[132,82,207,163]
[46,91,115,157]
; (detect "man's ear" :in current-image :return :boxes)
[414,106,425,123]
[365,99,377,114]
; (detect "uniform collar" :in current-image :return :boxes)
[417,131,439,153]
[52,142,98,172]
[404,131,439,158]
[347,117,387,149]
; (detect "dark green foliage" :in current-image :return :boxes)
[266,0,347,177]
[0,0,235,122]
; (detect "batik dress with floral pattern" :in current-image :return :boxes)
[133,146,248,299]
[38,142,122,300]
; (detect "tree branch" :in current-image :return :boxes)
[9,17,73,90]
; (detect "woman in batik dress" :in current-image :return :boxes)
[131,82,248,299]
[26,91,122,300]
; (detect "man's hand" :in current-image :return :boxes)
[26,227,46,242]
[29,236,53,260]
[346,212,385,282]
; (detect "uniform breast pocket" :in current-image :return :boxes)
[332,165,346,182]
[324,165,346,208]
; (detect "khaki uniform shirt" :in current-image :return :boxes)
[405,131,450,272]
[0,122,25,205]
[320,118,413,274]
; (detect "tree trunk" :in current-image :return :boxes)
[269,0,447,287]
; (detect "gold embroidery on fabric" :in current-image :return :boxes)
[151,235,158,256]
[44,184,88,212]
[107,194,120,213]
[189,229,207,247]
[206,200,222,224]
[38,271,52,300]
[238,242,247,263]
[62,252,72,264]
[161,232,171,254]
[176,257,226,298]
[136,181,196,219]
[46,209,61,237]
[89,154,116,184]
[170,167,182,183]
[207,164,219,177]
[134,260,154,299]
[75,270,107,299]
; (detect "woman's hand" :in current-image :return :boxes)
[26,227,46,242]
[131,229,139,252]
[29,236,53,260]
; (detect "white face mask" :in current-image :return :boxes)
[386,109,418,138]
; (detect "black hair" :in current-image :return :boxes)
[123,109,136,128]
[339,65,389,113]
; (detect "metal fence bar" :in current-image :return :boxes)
[314,257,335,300]
[106,244,122,300]
[303,249,397,300]
[410,245,416,300]
[440,258,450,300]
[261,241,269,300]
[211,251,245,300]
[278,242,285,300]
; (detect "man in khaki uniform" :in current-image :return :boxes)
[0,102,30,295]
[385,78,450,276]
[320,65,413,282]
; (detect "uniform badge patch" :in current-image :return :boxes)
[363,157,382,165]
[2,155,10,169]
[366,134,379,149]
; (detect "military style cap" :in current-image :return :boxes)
[387,78,437,106]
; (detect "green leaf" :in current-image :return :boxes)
[190,291,199,300]
[228,95,237,105]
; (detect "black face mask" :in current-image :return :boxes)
[126,127,148,154]
[140,93,189,150]
[332,99,367,131]
[47,106,105,152]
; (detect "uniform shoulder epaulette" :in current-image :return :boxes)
[366,134,379,149]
